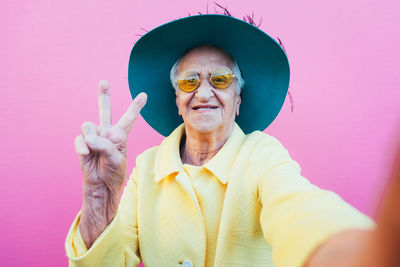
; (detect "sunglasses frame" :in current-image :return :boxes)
[176,66,237,93]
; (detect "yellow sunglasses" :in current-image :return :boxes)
[177,66,237,92]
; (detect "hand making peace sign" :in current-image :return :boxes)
[74,80,147,192]
[74,81,147,248]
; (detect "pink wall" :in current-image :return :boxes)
[0,0,399,266]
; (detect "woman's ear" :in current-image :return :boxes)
[236,95,241,116]
[176,93,182,116]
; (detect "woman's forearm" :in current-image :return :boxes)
[306,144,400,267]
[304,229,372,267]
[79,183,120,249]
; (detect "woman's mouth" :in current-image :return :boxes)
[192,105,218,111]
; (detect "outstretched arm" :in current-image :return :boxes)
[305,143,400,267]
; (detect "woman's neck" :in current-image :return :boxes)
[180,124,234,166]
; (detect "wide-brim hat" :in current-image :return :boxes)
[128,14,290,136]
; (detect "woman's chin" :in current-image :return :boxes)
[186,120,221,134]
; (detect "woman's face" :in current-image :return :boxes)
[175,46,241,135]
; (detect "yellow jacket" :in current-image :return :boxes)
[66,124,374,267]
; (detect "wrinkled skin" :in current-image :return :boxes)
[74,80,147,248]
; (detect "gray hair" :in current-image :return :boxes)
[170,58,244,95]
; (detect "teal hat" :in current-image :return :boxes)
[128,14,290,136]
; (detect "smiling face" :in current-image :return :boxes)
[174,46,241,135]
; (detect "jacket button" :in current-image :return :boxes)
[182,260,193,267]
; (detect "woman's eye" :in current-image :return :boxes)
[213,76,227,83]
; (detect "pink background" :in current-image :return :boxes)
[0,0,399,266]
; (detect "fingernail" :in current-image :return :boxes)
[136,95,144,105]
[99,80,110,88]
[80,148,90,155]
[141,93,148,104]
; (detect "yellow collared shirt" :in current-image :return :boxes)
[65,123,374,267]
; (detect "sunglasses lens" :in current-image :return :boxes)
[211,66,234,89]
[177,71,200,92]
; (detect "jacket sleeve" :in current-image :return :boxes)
[65,168,141,267]
[258,156,375,267]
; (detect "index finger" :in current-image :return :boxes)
[116,92,147,134]
[98,80,112,127]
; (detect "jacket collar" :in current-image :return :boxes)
[154,123,246,184]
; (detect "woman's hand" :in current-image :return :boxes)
[74,80,147,248]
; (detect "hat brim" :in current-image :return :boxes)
[128,14,290,136]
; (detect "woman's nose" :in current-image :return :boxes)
[195,78,214,100]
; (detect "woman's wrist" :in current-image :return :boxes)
[79,183,120,248]
[82,182,120,221]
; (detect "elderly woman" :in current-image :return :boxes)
[65,14,398,267]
